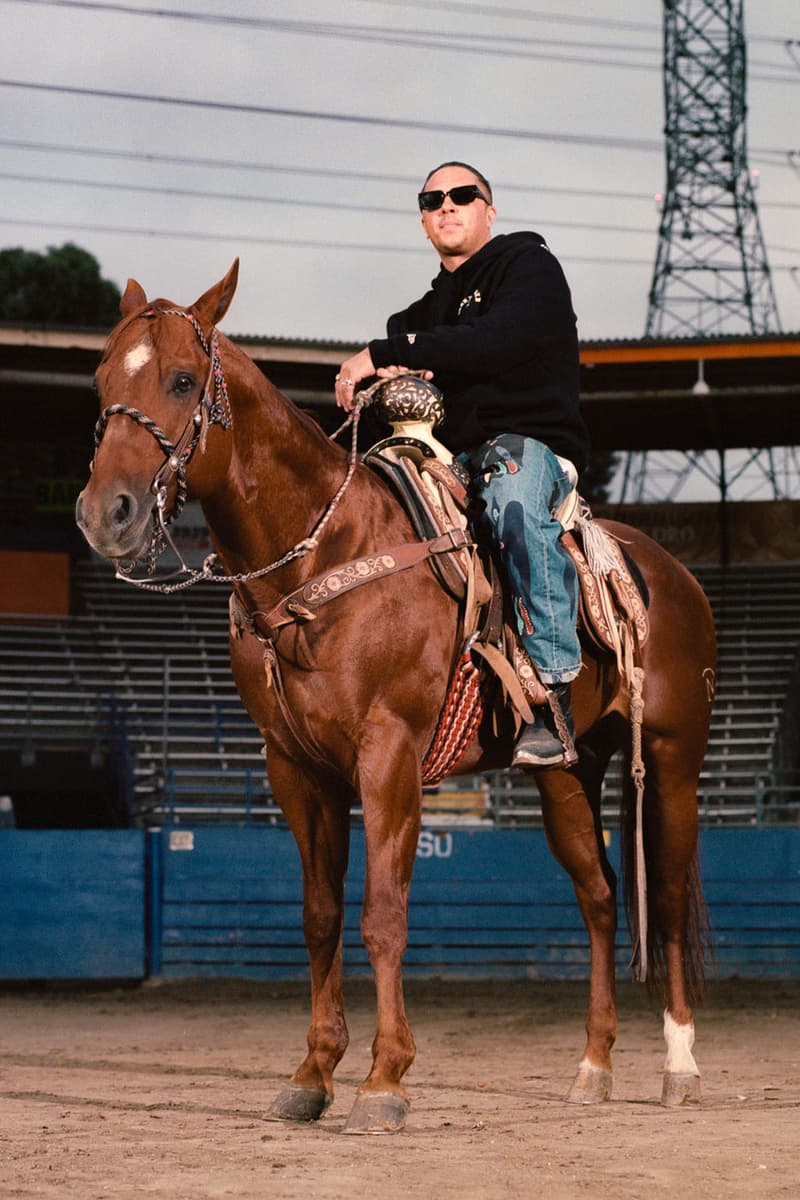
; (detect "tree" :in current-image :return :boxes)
[0,243,121,325]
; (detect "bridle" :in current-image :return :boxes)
[92,305,365,594]
[91,307,231,577]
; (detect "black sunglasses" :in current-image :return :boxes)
[417,184,491,212]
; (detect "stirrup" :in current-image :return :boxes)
[512,684,577,770]
[512,720,566,769]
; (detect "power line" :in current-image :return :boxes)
[9,0,798,80]
[0,79,666,151]
[21,0,792,44]
[0,169,665,237]
[361,0,800,50]
[3,136,799,211]
[0,137,656,202]
[2,77,795,162]
[0,216,427,256]
[9,166,800,252]
[1,1,668,73]
[364,0,661,34]
[0,215,644,263]
[2,216,797,273]
[9,0,799,81]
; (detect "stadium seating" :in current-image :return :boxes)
[1,556,798,827]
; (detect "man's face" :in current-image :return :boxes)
[419,165,496,269]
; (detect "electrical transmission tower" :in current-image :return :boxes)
[618,0,791,507]
[647,0,780,337]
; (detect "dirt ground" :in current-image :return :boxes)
[0,977,798,1200]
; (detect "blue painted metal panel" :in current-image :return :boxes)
[156,825,800,982]
[156,826,620,981]
[699,828,800,978]
[8,826,794,982]
[0,830,146,979]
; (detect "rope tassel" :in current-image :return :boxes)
[628,662,648,982]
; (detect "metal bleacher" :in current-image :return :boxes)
[2,556,799,827]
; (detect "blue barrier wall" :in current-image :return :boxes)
[0,830,146,979]
[154,825,800,982]
[2,826,799,981]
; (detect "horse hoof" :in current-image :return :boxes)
[566,1064,613,1104]
[661,1072,702,1107]
[264,1084,332,1123]
[341,1090,409,1135]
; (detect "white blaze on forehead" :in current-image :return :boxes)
[123,338,153,376]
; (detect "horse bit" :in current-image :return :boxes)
[91,306,364,594]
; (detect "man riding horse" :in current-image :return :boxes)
[336,160,590,768]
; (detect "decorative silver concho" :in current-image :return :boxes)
[373,375,445,429]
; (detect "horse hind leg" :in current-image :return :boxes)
[657,852,704,1107]
[538,736,620,1105]
[662,1009,702,1106]
[636,732,707,1107]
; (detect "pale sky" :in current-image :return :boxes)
[1,0,798,344]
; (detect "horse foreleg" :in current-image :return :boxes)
[342,741,421,1135]
[537,765,617,1104]
[264,756,352,1123]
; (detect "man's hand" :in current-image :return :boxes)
[335,352,434,411]
[335,348,376,411]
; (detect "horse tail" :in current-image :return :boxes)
[618,758,712,1008]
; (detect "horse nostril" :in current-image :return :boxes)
[110,492,137,531]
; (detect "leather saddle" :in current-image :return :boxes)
[363,376,650,715]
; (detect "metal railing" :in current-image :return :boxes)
[124,763,800,829]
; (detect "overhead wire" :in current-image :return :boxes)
[1,214,796,272]
[2,1,796,287]
[4,0,796,82]
[0,77,795,165]
[5,169,799,253]
[0,79,668,152]
[2,137,798,211]
[6,0,798,81]
[0,169,664,236]
[9,215,782,272]
[0,137,658,203]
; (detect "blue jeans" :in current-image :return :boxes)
[465,435,581,685]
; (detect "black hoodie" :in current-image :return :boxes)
[368,231,589,474]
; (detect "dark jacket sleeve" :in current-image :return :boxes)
[370,247,575,377]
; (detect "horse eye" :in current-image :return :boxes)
[172,373,195,395]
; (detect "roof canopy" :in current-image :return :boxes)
[2,326,798,453]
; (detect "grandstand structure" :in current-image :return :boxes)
[1,553,799,829]
[0,323,799,830]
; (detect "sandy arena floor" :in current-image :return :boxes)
[1,977,798,1199]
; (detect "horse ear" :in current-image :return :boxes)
[120,278,148,317]
[191,259,240,331]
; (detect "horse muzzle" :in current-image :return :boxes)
[75,482,155,562]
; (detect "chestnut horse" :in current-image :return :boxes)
[76,262,716,1134]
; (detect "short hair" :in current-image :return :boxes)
[422,161,493,203]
